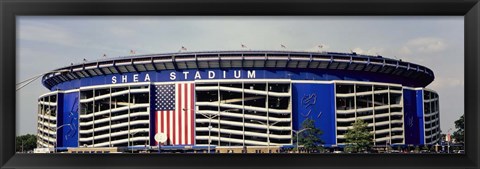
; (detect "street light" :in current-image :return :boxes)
[228,133,232,147]
[21,140,24,153]
[386,140,390,153]
[250,120,281,153]
[130,130,148,153]
[49,123,73,153]
[183,108,218,153]
[447,128,452,154]
[291,128,312,153]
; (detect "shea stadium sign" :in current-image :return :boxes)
[111,69,257,84]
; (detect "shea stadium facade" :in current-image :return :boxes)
[36,50,441,153]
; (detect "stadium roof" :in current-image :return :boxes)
[42,50,434,89]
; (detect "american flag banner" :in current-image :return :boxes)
[154,83,195,145]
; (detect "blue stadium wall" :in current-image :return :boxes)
[52,83,430,148]
[56,92,79,148]
[403,89,425,145]
[292,83,336,147]
[45,68,434,148]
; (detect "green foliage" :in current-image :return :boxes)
[298,118,324,152]
[452,114,464,143]
[344,119,373,153]
[16,134,37,152]
[344,146,355,153]
[422,145,429,150]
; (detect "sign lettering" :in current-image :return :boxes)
[110,70,257,84]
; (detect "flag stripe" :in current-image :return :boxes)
[189,83,195,144]
[160,111,162,137]
[173,84,178,144]
[162,110,167,144]
[183,83,187,145]
[178,83,182,145]
[180,83,189,144]
[155,111,158,146]
[186,83,191,144]
[176,83,180,145]
[168,110,171,144]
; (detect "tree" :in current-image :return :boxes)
[452,114,464,143]
[16,134,37,152]
[344,119,373,153]
[430,145,436,152]
[298,118,324,152]
[422,145,429,151]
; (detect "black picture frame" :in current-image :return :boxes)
[1,0,478,169]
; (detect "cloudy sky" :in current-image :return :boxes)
[16,16,463,136]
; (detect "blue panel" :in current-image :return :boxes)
[51,68,429,91]
[403,89,424,145]
[416,90,425,145]
[292,83,336,147]
[56,93,64,147]
[150,84,156,146]
[57,92,79,147]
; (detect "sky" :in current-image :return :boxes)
[16,16,464,136]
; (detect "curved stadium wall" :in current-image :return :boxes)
[36,50,441,151]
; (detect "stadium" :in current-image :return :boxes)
[36,50,441,153]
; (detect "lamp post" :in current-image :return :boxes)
[291,128,312,153]
[21,140,24,153]
[447,128,452,154]
[50,123,73,153]
[130,130,147,153]
[228,133,232,147]
[250,120,281,153]
[386,140,390,153]
[183,108,218,153]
